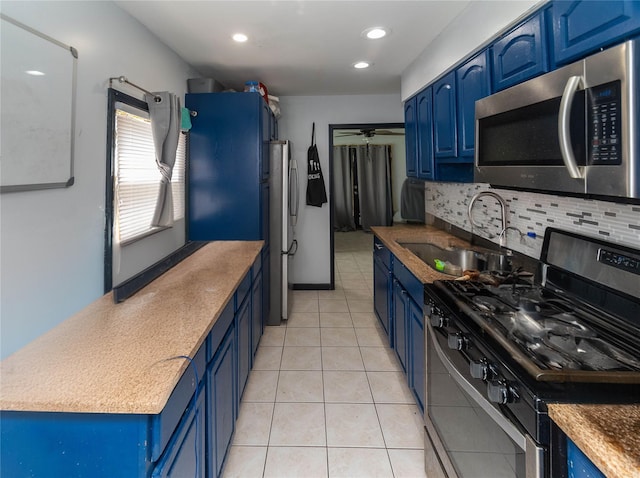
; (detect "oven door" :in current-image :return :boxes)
[425,325,545,478]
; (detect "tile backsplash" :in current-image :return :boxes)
[425,182,640,259]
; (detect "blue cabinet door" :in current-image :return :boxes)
[404,96,418,177]
[373,256,391,338]
[261,98,272,180]
[433,72,457,159]
[252,267,264,357]
[551,0,640,65]
[261,181,270,248]
[152,392,206,478]
[416,87,434,179]
[393,279,408,372]
[208,324,236,478]
[186,93,269,241]
[237,295,251,400]
[456,51,491,159]
[567,438,606,478]
[408,297,425,413]
[492,11,549,91]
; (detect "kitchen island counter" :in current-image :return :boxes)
[549,403,640,478]
[0,241,263,415]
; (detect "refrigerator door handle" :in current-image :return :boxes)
[284,239,298,256]
[289,158,299,226]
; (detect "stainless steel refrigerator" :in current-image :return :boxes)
[268,140,299,325]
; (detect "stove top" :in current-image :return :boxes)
[435,280,640,382]
[429,228,640,384]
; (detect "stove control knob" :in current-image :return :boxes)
[487,380,512,404]
[447,333,466,351]
[430,312,446,328]
[470,360,490,381]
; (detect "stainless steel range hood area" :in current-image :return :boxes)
[475,40,639,203]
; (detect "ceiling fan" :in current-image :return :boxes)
[336,128,405,138]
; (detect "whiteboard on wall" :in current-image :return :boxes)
[0,14,77,193]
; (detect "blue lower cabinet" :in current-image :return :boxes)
[252,266,264,357]
[0,266,265,478]
[208,324,237,478]
[152,391,206,478]
[0,411,150,477]
[408,298,425,412]
[236,296,251,400]
[391,257,426,413]
[393,279,408,372]
[567,438,605,478]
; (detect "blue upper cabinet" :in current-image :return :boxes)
[186,92,272,241]
[551,0,640,65]
[456,51,491,158]
[433,72,457,159]
[492,11,549,91]
[404,96,418,177]
[416,87,434,179]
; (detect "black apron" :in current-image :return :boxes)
[306,122,327,207]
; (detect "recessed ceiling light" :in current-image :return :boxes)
[25,70,45,76]
[232,33,248,43]
[353,61,371,69]
[362,27,388,40]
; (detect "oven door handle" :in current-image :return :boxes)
[428,324,527,450]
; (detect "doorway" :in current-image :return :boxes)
[328,122,405,289]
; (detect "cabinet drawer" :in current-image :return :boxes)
[393,260,423,307]
[150,343,206,462]
[373,237,391,269]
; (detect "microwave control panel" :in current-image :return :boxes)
[588,81,621,165]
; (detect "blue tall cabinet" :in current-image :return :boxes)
[186,91,275,334]
[186,92,275,242]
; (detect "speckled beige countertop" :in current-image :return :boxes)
[549,404,640,478]
[371,223,473,283]
[0,241,262,415]
[374,224,640,478]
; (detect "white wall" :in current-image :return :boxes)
[401,0,543,100]
[0,1,199,359]
[278,94,404,285]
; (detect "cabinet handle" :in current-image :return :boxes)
[374,243,383,250]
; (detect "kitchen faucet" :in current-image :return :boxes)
[468,191,508,246]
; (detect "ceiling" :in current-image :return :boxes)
[115,1,472,97]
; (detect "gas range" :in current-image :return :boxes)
[423,228,640,478]
[431,278,640,384]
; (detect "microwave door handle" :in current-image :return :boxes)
[558,75,585,179]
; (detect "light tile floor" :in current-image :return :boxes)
[222,232,427,478]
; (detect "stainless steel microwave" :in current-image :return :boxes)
[475,39,639,201]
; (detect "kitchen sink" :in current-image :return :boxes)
[398,241,512,275]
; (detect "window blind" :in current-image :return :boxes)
[114,109,185,243]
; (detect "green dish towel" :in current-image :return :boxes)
[181,107,192,131]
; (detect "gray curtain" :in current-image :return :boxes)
[333,145,356,231]
[333,144,393,232]
[356,144,393,232]
[146,92,180,228]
